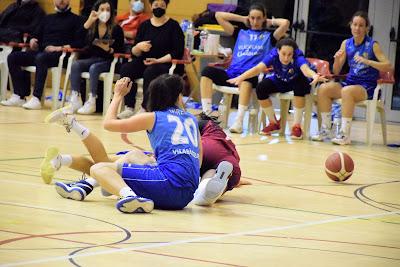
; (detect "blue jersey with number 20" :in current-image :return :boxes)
[147,107,200,189]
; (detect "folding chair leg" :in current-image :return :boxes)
[103,74,112,116]
[379,107,387,145]
[279,99,290,136]
[0,62,8,101]
[51,68,61,110]
[366,101,377,146]
[303,94,312,139]
[220,94,233,129]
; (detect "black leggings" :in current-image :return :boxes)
[201,66,259,88]
[256,75,311,100]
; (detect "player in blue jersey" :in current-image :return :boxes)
[200,3,289,134]
[45,74,202,213]
[312,11,393,145]
[228,38,327,139]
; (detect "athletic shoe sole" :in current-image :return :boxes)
[40,147,59,184]
[44,105,72,124]
[204,161,232,199]
[116,196,154,213]
[55,182,86,201]
[193,161,233,206]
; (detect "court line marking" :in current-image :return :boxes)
[1,201,398,267]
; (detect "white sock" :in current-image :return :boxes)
[119,186,137,197]
[50,154,72,170]
[70,119,90,140]
[60,154,72,166]
[236,104,248,121]
[262,105,276,124]
[85,177,99,187]
[201,98,212,113]
[341,117,352,136]
[321,112,331,129]
[293,107,304,125]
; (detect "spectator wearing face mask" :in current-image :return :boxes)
[0,0,45,43]
[67,0,124,115]
[116,0,150,43]
[117,0,184,119]
[1,0,85,110]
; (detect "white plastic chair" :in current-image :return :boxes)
[207,56,260,133]
[334,71,394,146]
[22,51,67,110]
[0,34,30,101]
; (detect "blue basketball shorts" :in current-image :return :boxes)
[118,163,195,210]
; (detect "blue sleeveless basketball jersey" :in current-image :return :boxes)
[344,36,379,97]
[262,48,308,83]
[147,107,200,189]
[227,29,273,79]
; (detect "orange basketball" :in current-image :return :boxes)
[325,152,354,182]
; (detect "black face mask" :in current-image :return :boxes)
[152,7,166,18]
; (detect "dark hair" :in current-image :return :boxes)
[88,0,116,42]
[149,0,170,6]
[146,74,183,112]
[276,37,298,51]
[197,112,220,134]
[249,2,267,17]
[350,11,370,27]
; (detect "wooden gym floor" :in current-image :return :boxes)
[0,105,399,267]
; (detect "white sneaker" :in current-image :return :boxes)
[22,96,41,110]
[311,127,332,141]
[45,106,75,132]
[77,99,96,115]
[192,161,233,206]
[117,106,135,119]
[229,120,243,134]
[332,132,351,145]
[1,94,25,106]
[69,91,82,113]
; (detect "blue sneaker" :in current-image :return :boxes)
[55,180,94,201]
[116,196,154,213]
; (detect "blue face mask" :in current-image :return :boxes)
[132,1,144,13]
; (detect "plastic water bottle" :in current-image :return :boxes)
[180,19,189,32]
[218,98,227,127]
[185,22,194,52]
[199,29,208,52]
[332,102,342,136]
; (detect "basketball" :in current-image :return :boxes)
[325,152,354,182]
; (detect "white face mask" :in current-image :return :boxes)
[98,11,111,23]
[132,1,144,13]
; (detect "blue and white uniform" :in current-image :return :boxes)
[227,29,273,79]
[342,36,379,99]
[119,107,200,210]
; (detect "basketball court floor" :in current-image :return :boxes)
[0,106,399,266]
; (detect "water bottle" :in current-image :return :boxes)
[332,102,342,136]
[218,98,227,127]
[180,19,189,32]
[199,29,208,52]
[185,22,194,52]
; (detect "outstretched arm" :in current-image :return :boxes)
[227,62,267,86]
